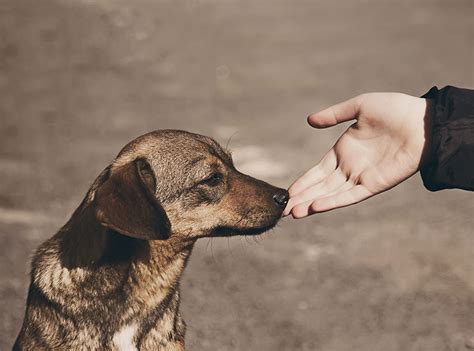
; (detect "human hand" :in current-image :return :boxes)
[284,93,429,218]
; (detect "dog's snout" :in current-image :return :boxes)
[273,190,289,208]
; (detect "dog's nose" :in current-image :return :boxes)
[273,190,289,208]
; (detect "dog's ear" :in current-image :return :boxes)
[94,158,171,240]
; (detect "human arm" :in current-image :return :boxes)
[284,86,474,219]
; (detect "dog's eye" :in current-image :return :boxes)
[201,173,223,187]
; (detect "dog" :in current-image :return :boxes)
[14,130,289,350]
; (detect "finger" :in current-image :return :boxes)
[284,165,344,217]
[288,149,337,197]
[290,199,314,219]
[309,185,372,213]
[308,96,362,128]
[282,203,293,217]
[320,179,355,198]
[289,177,351,218]
[289,168,346,207]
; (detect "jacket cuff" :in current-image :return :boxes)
[420,85,474,191]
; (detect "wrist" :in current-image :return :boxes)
[418,98,434,169]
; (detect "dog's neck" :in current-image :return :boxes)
[33,203,195,317]
[28,203,192,349]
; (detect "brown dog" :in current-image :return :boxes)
[14,130,288,350]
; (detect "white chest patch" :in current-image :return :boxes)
[112,323,138,351]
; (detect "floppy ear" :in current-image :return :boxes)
[94,158,171,240]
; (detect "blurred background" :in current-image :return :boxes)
[1,0,473,350]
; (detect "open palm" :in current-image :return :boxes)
[284,93,428,218]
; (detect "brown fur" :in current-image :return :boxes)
[14,130,288,350]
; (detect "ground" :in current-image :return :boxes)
[1,0,473,350]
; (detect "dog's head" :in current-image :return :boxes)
[91,130,288,242]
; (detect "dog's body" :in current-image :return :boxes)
[14,130,288,350]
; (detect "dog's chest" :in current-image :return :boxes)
[112,323,139,351]
[110,310,180,350]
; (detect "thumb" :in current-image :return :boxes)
[308,96,361,128]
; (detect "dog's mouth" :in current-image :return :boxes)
[210,221,278,237]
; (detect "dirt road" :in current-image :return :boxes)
[1,0,473,350]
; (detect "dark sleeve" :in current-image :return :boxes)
[420,86,474,191]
